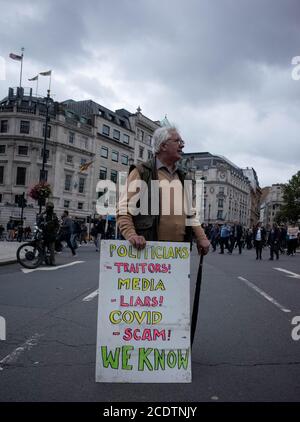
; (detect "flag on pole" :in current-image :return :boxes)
[39,70,52,76]
[28,75,39,81]
[9,53,22,61]
[79,160,93,173]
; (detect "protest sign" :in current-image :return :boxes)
[95,240,191,383]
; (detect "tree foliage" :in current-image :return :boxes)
[275,171,300,224]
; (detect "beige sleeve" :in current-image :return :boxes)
[192,225,208,242]
[117,168,141,240]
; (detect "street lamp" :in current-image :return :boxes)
[39,89,51,213]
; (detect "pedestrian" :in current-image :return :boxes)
[80,222,88,245]
[16,224,24,242]
[229,221,244,254]
[253,222,266,260]
[117,125,210,255]
[6,218,15,241]
[0,224,4,240]
[61,210,77,256]
[71,219,81,249]
[209,223,220,252]
[93,216,105,251]
[245,228,253,249]
[219,223,231,254]
[37,202,60,265]
[287,224,299,256]
[267,223,280,260]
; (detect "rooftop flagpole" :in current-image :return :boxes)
[20,47,24,88]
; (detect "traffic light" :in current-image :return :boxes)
[17,195,27,208]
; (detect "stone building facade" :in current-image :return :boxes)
[0,89,160,229]
[181,152,253,227]
[260,184,284,227]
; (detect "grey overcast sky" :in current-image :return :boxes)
[1,0,300,186]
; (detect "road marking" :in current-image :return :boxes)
[21,261,85,274]
[0,333,43,370]
[273,268,300,279]
[238,276,291,313]
[82,289,99,302]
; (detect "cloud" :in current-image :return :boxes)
[1,0,300,187]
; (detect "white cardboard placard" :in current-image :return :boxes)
[95,240,191,383]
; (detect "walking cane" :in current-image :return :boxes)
[191,254,204,348]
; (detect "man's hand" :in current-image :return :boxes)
[128,234,147,249]
[196,239,210,256]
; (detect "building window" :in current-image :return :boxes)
[146,134,152,146]
[39,170,48,181]
[217,210,223,219]
[101,146,108,158]
[112,151,119,162]
[0,120,8,133]
[80,158,87,166]
[219,186,225,193]
[113,129,120,140]
[137,128,144,142]
[111,169,117,183]
[20,120,30,134]
[121,154,128,165]
[147,150,152,160]
[42,124,51,139]
[218,198,224,208]
[78,177,85,193]
[99,166,107,180]
[69,132,75,144]
[18,146,28,155]
[64,200,70,208]
[123,134,129,144]
[78,202,83,210]
[16,167,26,185]
[41,149,50,160]
[139,146,144,159]
[0,166,3,184]
[0,145,6,154]
[102,125,110,136]
[0,193,2,202]
[66,155,73,164]
[65,174,72,191]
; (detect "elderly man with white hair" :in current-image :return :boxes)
[117,125,210,255]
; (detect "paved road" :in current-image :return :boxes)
[0,244,299,402]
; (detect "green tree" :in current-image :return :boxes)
[275,171,300,224]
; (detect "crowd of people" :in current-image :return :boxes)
[203,221,300,260]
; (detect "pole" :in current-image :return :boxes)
[20,192,25,226]
[191,254,204,348]
[39,89,51,213]
[19,47,24,88]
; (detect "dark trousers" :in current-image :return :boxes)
[255,241,263,259]
[220,237,229,253]
[230,237,242,254]
[65,233,76,255]
[270,243,279,260]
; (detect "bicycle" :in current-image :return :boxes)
[16,227,52,269]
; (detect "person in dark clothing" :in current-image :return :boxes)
[209,223,220,252]
[37,202,60,265]
[219,223,231,254]
[93,216,105,251]
[267,223,280,260]
[229,222,244,254]
[253,222,266,260]
[61,210,77,256]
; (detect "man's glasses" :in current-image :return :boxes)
[166,138,185,146]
